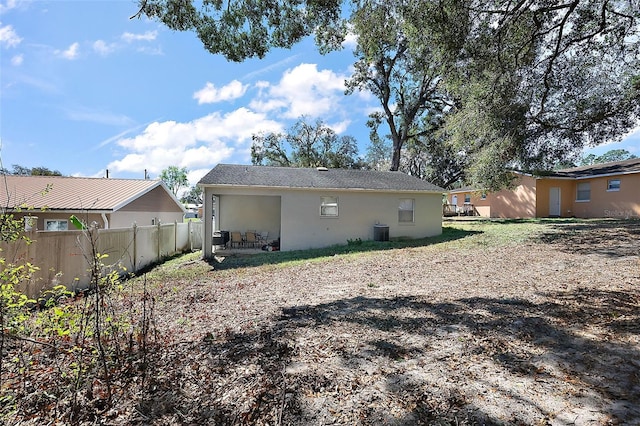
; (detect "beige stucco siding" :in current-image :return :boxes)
[207,186,442,252]
[109,211,185,228]
[216,194,281,242]
[118,186,184,213]
[280,189,442,251]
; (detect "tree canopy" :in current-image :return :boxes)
[159,166,189,197]
[251,118,365,169]
[140,0,640,190]
[0,165,62,176]
[580,149,638,166]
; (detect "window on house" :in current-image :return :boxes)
[320,196,338,217]
[398,198,415,223]
[576,182,591,201]
[481,193,487,200]
[45,219,68,231]
[607,179,621,191]
[464,194,471,203]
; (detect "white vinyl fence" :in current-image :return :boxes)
[1,221,203,298]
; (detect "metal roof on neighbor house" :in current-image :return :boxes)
[198,164,445,192]
[549,158,640,178]
[0,175,182,211]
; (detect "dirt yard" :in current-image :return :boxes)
[4,219,640,425]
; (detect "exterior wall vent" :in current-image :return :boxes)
[316,167,329,172]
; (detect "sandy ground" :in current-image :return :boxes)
[4,220,640,425]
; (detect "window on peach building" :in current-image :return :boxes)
[576,182,591,202]
[607,179,620,191]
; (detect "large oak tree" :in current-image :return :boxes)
[137,0,640,189]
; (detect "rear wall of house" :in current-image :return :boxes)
[571,174,640,219]
[212,187,442,251]
[280,189,442,251]
[535,178,575,217]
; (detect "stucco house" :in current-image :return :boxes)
[446,158,640,219]
[0,175,186,230]
[198,164,444,256]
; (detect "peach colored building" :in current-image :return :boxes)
[446,158,640,219]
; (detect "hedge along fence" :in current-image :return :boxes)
[1,221,204,298]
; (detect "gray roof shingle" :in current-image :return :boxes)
[198,164,444,192]
[550,158,640,178]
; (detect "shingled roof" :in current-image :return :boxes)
[198,164,444,192]
[550,158,640,179]
[0,175,183,212]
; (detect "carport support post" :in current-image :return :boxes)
[203,189,215,258]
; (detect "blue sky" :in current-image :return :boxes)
[1,0,639,190]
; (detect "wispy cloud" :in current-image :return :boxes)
[193,80,248,104]
[241,54,300,81]
[56,41,79,60]
[0,0,23,15]
[121,30,157,43]
[10,53,22,65]
[95,123,151,150]
[92,39,117,56]
[65,106,134,126]
[0,22,21,48]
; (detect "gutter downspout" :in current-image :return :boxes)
[101,213,109,229]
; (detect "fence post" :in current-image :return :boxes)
[174,220,178,254]
[157,221,161,262]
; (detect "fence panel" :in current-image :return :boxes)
[97,228,136,276]
[176,223,190,251]
[135,225,159,271]
[2,221,204,297]
[189,221,203,250]
[159,223,176,258]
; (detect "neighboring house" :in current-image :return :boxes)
[198,164,444,256]
[0,175,186,230]
[446,158,640,219]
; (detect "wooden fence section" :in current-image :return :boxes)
[1,221,203,298]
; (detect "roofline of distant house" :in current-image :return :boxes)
[198,183,444,194]
[515,168,640,180]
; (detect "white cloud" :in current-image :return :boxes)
[0,22,21,48]
[121,30,157,43]
[342,31,358,50]
[93,39,117,56]
[107,108,283,175]
[56,42,79,60]
[10,53,22,65]
[193,80,248,104]
[249,63,347,119]
[0,0,21,14]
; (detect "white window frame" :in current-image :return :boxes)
[398,198,415,224]
[576,182,591,202]
[320,196,338,217]
[607,179,621,192]
[45,219,68,231]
